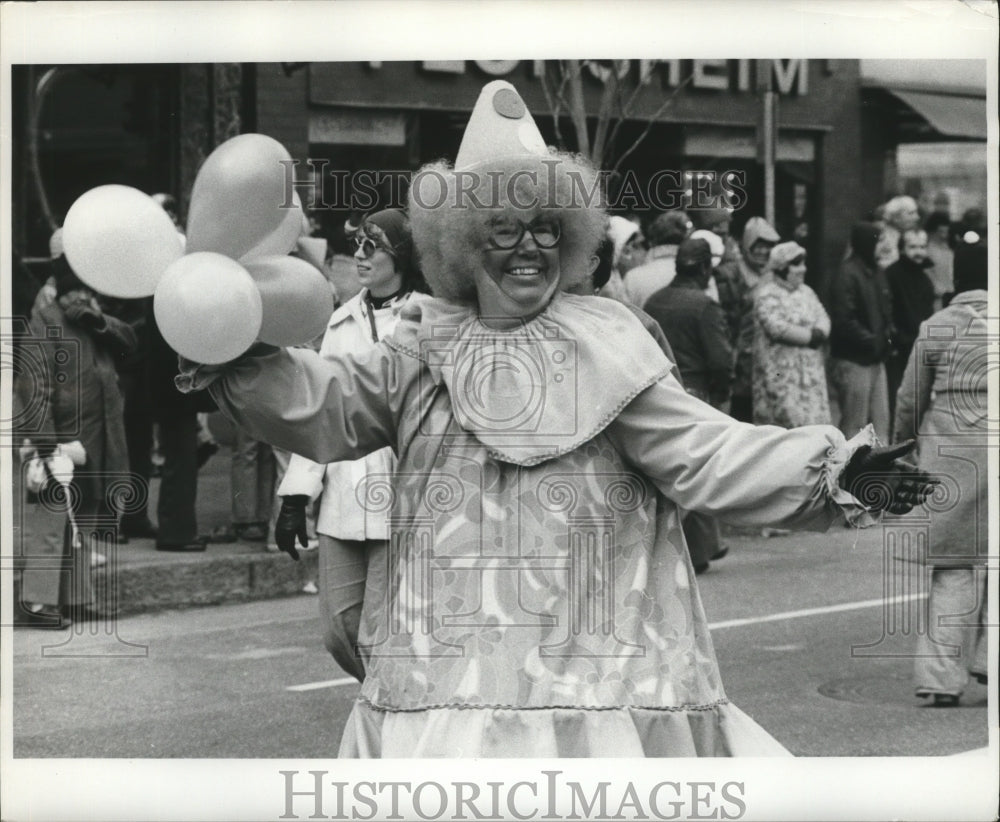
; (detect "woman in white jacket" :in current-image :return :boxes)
[274,209,428,680]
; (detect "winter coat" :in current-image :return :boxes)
[829,254,893,365]
[885,256,936,364]
[644,279,733,407]
[751,276,831,427]
[29,296,135,477]
[276,289,427,540]
[893,290,989,567]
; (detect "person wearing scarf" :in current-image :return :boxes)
[178,81,933,758]
[273,209,429,680]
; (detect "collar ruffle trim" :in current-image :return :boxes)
[385,292,673,466]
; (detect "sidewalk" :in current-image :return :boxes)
[13,443,318,618]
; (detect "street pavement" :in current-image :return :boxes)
[12,523,990,759]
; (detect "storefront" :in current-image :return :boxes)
[19,59,984,301]
[253,59,865,292]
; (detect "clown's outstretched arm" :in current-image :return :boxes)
[176,344,414,464]
[606,372,881,532]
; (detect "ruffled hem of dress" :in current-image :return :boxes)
[337,700,792,758]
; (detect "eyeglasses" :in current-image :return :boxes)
[487,218,561,250]
[354,234,392,259]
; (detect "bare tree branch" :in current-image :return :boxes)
[610,73,695,176]
[564,59,591,159]
[538,62,566,150]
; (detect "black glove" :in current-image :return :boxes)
[807,327,826,348]
[840,440,938,515]
[274,495,310,561]
[62,298,106,331]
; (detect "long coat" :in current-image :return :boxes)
[276,289,427,540]
[23,296,135,606]
[30,297,135,476]
[893,290,989,567]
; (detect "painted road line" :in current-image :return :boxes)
[287,676,358,692]
[708,593,928,630]
[287,594,929,691]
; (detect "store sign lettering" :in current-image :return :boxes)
[366,59,809,95]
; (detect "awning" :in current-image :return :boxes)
[885,88,986,141]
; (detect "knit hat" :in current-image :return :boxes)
[850,222,881,268]
[767,241,806,273]
[676,237,712,269]
[953,239,988,294]
[740,216,780,256]
[362,208,412,261]
[689,229,725,268]
[647,211,691,247]
[49,228,65,259]
[607,216,641,269]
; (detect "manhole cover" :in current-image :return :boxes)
[819,673,920,707]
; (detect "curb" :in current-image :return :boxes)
[90,545,320,617]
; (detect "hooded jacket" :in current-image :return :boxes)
[830,223,893,364]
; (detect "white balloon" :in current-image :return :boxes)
[240,191,305,262]
[153,253,262,365]
[244,254,335,346]
[63,185,184,298]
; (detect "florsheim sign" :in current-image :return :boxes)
[309,59,815,123]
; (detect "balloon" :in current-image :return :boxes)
[62,185,184,298]
[240,191,304,263]
[244,255,335,347]
[186,133,295,260]
[153,253,262,365]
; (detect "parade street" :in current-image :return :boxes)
[13,524,988,759]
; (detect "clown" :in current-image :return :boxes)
[180,81,933,757]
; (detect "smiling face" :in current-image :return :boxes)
[749,239,775,270]
[354,231,403,297]
[785,256,807,288]
[901,230,928,266]
[474,212,562,328]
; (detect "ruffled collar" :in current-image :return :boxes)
[386,291,673,465]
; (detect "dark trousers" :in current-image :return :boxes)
[156,411,199,545]
[683,510,720,570]
[119,369,153,529]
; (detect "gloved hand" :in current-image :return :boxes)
[274,495,310,561]
[840,439,938,515]
[61,296,106,331]
[807,327,827,348]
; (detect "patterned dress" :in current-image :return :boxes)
[752,277,832,428]
[183,292,876,757]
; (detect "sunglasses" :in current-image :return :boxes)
[487,218,561,250]
[355,234,395,260]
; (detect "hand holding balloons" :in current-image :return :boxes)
[64,132,330,365]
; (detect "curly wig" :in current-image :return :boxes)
[409,151,608,305]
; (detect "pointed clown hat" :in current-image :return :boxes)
[454,80,549,171]
[409,80,607,304]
